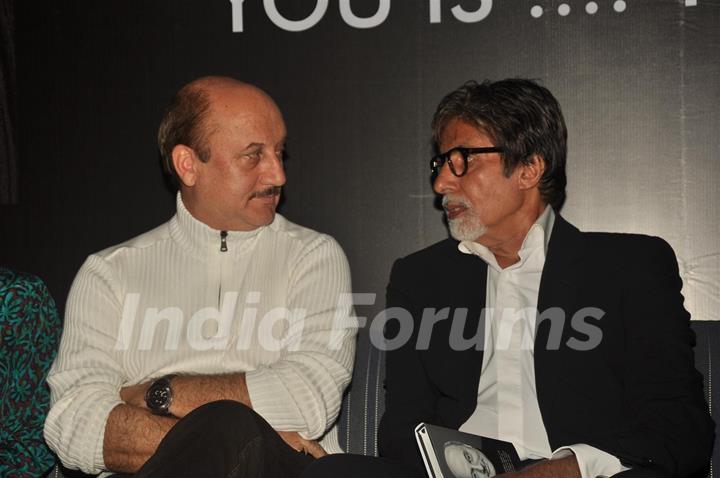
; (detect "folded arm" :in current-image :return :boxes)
[102,404,176,473]
[45,256,152,474]
[243,236,357,439]
[119,375,325,459]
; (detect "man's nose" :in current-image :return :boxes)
[263,153,286,186]
[432,162,458,195]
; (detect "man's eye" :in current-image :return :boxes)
[463,450,472,462]
[243,152,261,164]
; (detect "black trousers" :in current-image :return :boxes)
[299,454,672,478]
[113,400,314,478]
[300,454,422,478]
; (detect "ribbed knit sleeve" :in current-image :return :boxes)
[245,235,357,439]
[44,256,125,474]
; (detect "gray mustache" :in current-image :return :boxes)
[441,195,468,209]
[250,186,282,199]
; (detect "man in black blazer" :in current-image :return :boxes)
[380,215,712,477]
[303,79,713,478]
[378,79,713,478]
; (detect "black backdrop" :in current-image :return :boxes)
[3,0,718,317]
[1,0,719,455]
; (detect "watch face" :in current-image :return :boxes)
[148,387,168,406]
[147,383,171,411]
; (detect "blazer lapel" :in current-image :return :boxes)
[534,214,587,444]
[443,240,489,427]
[454,245,489,420]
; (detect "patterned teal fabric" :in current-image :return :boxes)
[0,268,61,477]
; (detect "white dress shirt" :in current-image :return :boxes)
[457,206,627,478]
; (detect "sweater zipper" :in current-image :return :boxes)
[220,231,228,252]
[218,231,228,306]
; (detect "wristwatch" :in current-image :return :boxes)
[145,374,177,416]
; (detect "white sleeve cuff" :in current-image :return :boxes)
[551,443,629,478]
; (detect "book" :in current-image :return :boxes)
[415,423,522,478]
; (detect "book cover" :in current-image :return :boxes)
[415,423,521,478]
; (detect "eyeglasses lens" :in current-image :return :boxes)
[448,149,467,176]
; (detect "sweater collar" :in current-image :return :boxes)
[169,193,270,256]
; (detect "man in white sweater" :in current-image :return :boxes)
[44,76,357,478]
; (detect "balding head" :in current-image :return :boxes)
[157,76,278,185]
[159,76,287,231]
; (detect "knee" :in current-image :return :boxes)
[182,400,266,441]
[192,399,253,421]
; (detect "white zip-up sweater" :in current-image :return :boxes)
[44,194,356,474]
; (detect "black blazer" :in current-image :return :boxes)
[378,215,713,477]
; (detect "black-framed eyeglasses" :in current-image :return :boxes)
[430,146,505,177]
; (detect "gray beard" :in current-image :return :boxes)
[447,214,487,242]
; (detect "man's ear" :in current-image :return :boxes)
[171,145,200,187]
[518,154,546,190]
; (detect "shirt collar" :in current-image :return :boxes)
[458,205,555,271]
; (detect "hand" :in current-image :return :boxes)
[277,431,327,459]
[497,456,580,478]
[120,382,151,409]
